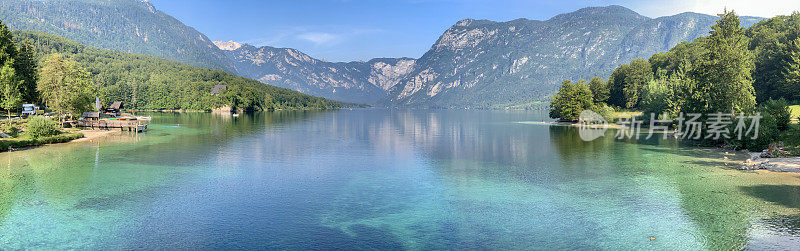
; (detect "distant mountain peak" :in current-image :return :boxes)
[549,5,649,23]
[141,0,156,12]
[573,5,643,16]
[455,19,477,27]
[213,41,243,51]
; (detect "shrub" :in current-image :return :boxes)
[0,132,83,152]
[1,124,20,137]
[761,98,791,131]
[592,103,616,122]
[736,109,780,151]
[26,116,61,138]
[0,118,28,137]
[35,132,83,144]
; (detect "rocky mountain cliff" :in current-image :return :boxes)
[0,1,763,107]
[383,6,762,108]
[217,42,415,104]
[0,0,236,72]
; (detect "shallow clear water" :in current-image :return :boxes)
[0,109,798,249]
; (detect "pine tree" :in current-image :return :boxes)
[783,37,800,100]
[0,21,22,130]
[623,58,654,109]
[14,40,38,103]
[687,10,757,115]
[0,21,17,69]
[607,65,630,108]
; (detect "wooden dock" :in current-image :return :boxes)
[72,119,149,132]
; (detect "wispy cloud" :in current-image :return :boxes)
[297,32,340,45]
[244,25,384,48]
[628,0,800,18]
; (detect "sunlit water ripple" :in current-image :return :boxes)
[0,109,798,249]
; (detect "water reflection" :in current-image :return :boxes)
[0,109,797,249]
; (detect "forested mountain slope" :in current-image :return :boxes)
[11,31,341,111]
[0,0,235,72]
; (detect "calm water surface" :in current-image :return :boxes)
[0,109,799,249]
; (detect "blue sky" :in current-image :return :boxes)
[149,0,800,62]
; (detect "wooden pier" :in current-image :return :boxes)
[72,119,149,132]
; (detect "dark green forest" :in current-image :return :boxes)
[550,11,800,151]
[601,12,800,112]
[8,30,344,111]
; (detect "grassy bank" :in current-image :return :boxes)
[0,132,84,152]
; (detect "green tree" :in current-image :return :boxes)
[761,98,792,131]
[607,64,629,108]
[648,40,707,79]
[783,37,800,100]
[14,40,38,103]
[639,78,670,116]
[740,108,779,151]
[686,10,756,115]
[38,54,97,123]
[746,12,800,102]
[664,68,692,117]
[549,80,594,121]
[588,76,609,104]
[0,21,20,130]
[607,59,653,109]
[623,59,654,109]
[0,21,17,68]
[38,54,68,122]
[63,64,96,117]
[0,21,38,105]
[0,61,21,129]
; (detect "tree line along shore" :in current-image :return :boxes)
[0,20,349,151]
[550,11,800,154]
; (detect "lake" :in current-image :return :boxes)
[0,109,799,249]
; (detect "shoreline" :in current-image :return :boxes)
[0,130,118,153]
[69,130,120,143]
[528,120,800,174]
[518,120,672,131]
[742,152,800,173]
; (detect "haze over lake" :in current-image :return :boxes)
[0,110,798,249]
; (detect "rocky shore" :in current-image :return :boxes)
[740,152,800,172]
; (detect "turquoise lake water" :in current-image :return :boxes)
[0,109,799,249]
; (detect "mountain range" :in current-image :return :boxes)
[217,42,416,104]
[383,6,761,108]
[0,0,764,108]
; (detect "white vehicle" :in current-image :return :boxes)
[21,104,40,118]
